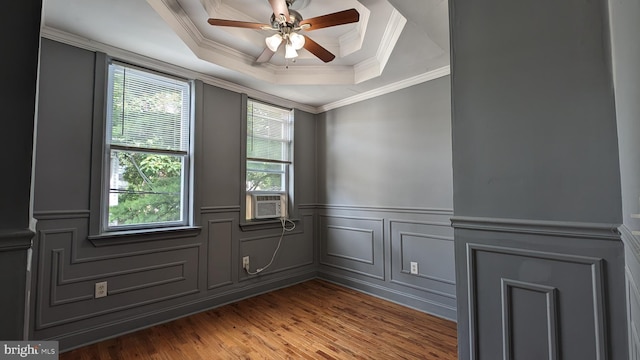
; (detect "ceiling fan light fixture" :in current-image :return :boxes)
[284,42,298,59]
[289,32,305,50]
[265,33,283,52]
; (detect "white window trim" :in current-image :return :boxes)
[241,95,296,227]
[100,60,194,233]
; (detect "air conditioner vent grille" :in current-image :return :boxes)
[255,195,281,202]
[251,193,285,219]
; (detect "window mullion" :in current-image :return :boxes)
[110,144,188,156]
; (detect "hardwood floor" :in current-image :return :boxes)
[60,279,458,359]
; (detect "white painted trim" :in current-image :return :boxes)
[41,26,450,113]
[319,66,451,112]
[40,26,316,113]
[353,7,406,84]
[146,0,402,86]
[374,8,406,78]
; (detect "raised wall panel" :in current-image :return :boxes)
[36,227,200,329]
[319,215,384,280]
[207,219,233,289]
[501,279,558,360]
[239,214,314,279]
[467,243,605,360]
[390,220,455,302]
[326,226,374,264]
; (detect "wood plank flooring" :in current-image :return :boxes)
[60,279,457,359]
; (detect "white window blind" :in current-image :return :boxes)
[109,64,190,152]
[247,100,292,163]
[104,62,192,230]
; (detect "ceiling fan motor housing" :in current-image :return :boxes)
[270,9,303,29]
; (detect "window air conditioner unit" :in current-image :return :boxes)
[251,194,284,219]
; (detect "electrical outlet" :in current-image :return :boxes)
[242,256,250,271]
[95,281,108,298]
[410,262,419,275]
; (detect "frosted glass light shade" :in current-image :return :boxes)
[265,34,283,52]
[289,33,305,50]
[284,43,298,59]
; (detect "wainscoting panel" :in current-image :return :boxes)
[319,215,384,280]
[207,219,234,290]
[501,279,558,360]
[32,209,317,350]
[239,214,314,280]
[390,220,455,301]
[466,242,608,360]
[36,224,200,329]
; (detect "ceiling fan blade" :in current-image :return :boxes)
[268,0,290,23]
[299,9,360,31]
[207,18,271,29]
[302,36,335,63]
[256,47,276,63]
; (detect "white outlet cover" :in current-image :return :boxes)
[95,281,108,298]
[410,262,418,275]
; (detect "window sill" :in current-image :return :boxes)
[88,226,202,247]
[239,218,299,232]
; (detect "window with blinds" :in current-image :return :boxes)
[104,62,192,230]
[246,99,293,194]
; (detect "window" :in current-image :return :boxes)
[104,62,192,231]
[245,99,293,219]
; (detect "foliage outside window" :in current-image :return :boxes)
[104,63,191,230]
[246,100,293,218]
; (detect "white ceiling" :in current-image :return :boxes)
[41,0,449,112]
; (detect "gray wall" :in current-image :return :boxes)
[609,0,640,356]
[450,0,628,358]
[31,39,316,350]
[316,77,456,319]
[0,0,42,340]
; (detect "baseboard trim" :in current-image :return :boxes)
[50,270,317,353]
[451,216,621,240]
[318,270,457,322]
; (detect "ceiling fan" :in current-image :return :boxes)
[207,0,360,63]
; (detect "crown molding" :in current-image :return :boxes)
[376,8,406,76]
[319,65,450,112]
[353,8,405,84]
[147,0,404,85]
[200,0,262,22]
[339,2,370,57]
[41,26,449,114]
[40,26,317,113]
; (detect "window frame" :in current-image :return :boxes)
[99,60,194,233]
[241,95,295,225]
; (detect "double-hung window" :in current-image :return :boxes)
[104,62,192,231]
[246,99,293,219]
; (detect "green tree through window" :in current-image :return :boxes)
[246,99,292,219]
[105,63,191,229]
